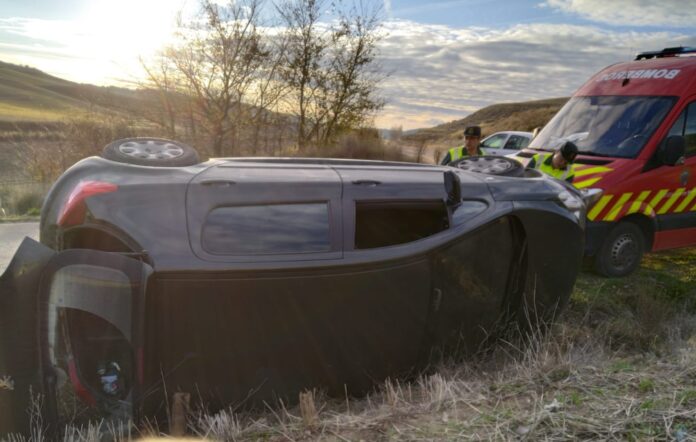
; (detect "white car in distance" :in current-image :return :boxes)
[480,131,533,156]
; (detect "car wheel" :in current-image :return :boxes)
[102,138,200,167]
[450,155,525,177]
[593,222,645,277]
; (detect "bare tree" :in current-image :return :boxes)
[141,0,271,157]
[276,0,385,150]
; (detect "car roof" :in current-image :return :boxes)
[484,131,532,138]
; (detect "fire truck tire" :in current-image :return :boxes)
[593,222,645,277]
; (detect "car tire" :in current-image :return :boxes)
[593,222,645,277]
[102,138,200,167]
[450,155,525,177]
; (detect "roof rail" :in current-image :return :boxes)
[635,46,696,60]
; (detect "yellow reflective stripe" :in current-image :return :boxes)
[627,191,651,214]
[604,193,632,221]
[675,189,696,213]
[645,189,668,216]
[573,166,613,178]
[574,177,602,189]
[588,195,613,221]
[657,188,685,214]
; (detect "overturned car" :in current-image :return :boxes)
[0,139,584,434]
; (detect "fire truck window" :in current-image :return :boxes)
[668,110,686,138]
[684,102,696,157]
[668,103,696,157]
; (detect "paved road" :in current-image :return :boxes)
[0,222,39,274]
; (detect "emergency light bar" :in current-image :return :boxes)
[635,47,696,60]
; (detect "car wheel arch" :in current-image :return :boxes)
[61,224,141,255]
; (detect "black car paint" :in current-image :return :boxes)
[2,155,584,434]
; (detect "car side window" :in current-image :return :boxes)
[481,134,506,149]
[354,201,448,249]
[202,203,331,254]
[504,135,527,150]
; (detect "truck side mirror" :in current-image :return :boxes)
[659,135,686,166]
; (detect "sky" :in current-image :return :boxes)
[1,0,695,129]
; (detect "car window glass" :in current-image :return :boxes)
[202,203,331,254]
[355,201,448,249]
[481,134,506,149]
[504,135,527,150]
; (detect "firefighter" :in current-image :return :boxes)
[527,141,578,183]
[440,125,483,165]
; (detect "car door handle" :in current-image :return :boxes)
[200,180,236,187]
[352,180,381,186]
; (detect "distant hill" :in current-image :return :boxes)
[0,60,149,124]
[404,97,569,146]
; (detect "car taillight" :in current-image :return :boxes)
[58,181,118,227]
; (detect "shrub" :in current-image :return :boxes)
[302,128,406,161]
[13,192,43,216]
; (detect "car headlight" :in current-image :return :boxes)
[579,188,604,209]
[557,190,586,226]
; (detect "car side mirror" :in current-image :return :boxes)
[659,135,686,166]
[531,127,541,139]
[444,170,461,206]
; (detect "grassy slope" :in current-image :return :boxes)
[0,62,89,121]
[404,97,568,147]
[0,61,145,123]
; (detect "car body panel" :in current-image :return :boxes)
[2,153,584,433]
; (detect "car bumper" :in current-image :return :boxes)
[584,220,612,257]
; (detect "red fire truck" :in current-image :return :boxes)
[518,47,696,277]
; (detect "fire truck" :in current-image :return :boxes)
[517,47,696,277]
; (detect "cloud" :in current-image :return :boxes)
[1,10,695,130]
[375,20,696,129]
[542,0,696,27]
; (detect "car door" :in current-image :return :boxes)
[336,166,449,377]
[0,238,152,435]
[186,162,343,263]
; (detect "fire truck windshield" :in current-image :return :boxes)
[529,96,676,158]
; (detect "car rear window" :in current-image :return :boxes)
[354,201,448,249]
[202,203,331,255]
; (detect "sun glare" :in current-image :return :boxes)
[68,0,195,83]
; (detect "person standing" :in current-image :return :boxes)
[527,141,578,183]
[440,125,483,165]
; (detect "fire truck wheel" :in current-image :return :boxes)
[593,222,645,277]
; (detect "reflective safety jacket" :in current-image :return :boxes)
[528,153,575,183]
[441,146,483,165]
